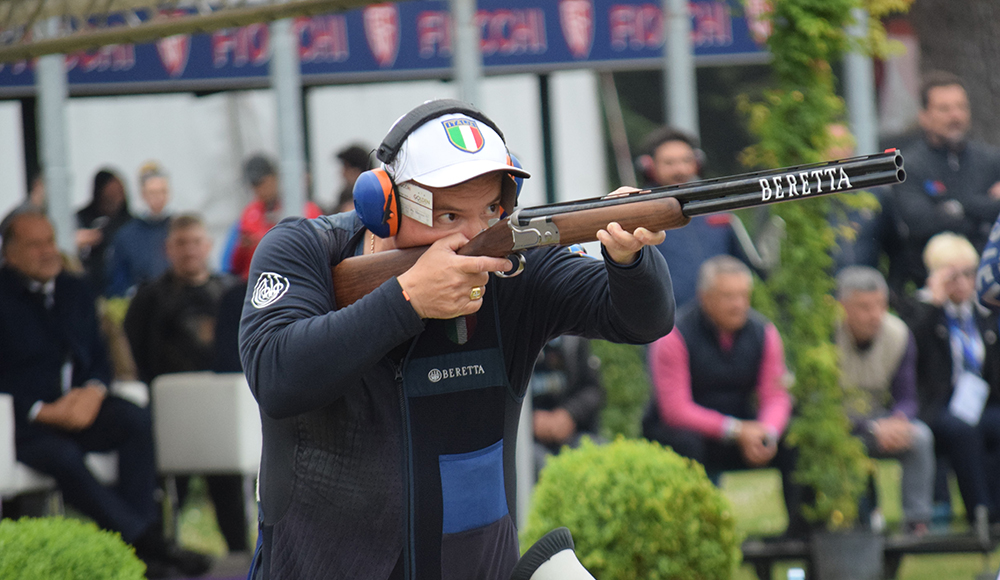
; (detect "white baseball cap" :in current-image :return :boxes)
[387,112,531,187]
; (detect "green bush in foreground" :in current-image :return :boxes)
[0,517,145,580]
[523,437,741,580]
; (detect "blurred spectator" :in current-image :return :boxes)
[826,123,900,273]
[638,126,752,308]
[123,213,247,552]
[642,255,807,536]
[0,168,46,244]
[226,153,322,279]
[104,161,172,297]
[76,168,133,294]
[905,232,1000,525]
[976,213,1000,311]
[529,335,605,477]
[835,266,934,534]
[333,143,371,213]
[887,71,1000,301]
[0,210,209,577]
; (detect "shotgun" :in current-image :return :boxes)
[331,149,905,308]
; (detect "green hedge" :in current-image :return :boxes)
[0,517,145,580]
[522,438,741,580]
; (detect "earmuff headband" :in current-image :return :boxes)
[376,99,507,165]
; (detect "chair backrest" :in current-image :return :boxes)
[151,372,261,475]
[0,393,16,493]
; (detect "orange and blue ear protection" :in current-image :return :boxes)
[352,168,400,238]
[353,99,521,237]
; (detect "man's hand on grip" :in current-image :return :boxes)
[397,233,511,320]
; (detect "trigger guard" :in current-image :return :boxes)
[495,253,525,278]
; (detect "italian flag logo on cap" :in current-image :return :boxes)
[442,118,485,153]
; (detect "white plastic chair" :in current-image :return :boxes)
[150,371,261,543]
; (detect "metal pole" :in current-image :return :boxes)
[270,18,307,219]
[35,17,73,254]
[450,0,482,105]
[845,7,878,154]
[538,74,557,204]
[663,0,699,138]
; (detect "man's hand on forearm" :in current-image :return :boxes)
[35,383,106,431]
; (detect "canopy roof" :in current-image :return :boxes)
[0,0,377,62]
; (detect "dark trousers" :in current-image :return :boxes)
[644,418,809,535]
[931,405,1000,522]
[15,396,158,542]
[175,474,249,551]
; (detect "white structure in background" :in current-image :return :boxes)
[0,70,607,265]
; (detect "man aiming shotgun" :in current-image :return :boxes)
[239,97,904,580]
[333,145,905,308]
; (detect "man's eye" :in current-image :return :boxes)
[440,213,458,223]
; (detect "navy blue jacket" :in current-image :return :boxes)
[239,211,675,580]
[0,266,112,441]
[105,215,171,297]
[889,137,1000,294]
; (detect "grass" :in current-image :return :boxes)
[175,463,1000,579]
[718,463,1000,580]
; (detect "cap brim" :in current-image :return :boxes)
[411,160,531,188]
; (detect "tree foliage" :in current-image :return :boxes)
[739,0,909,530]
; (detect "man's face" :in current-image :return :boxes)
[165,225,212,280]
[919,84,971,148]
[651,140,699,186]
[841,289,887,344]
[3,214,62,282]
[341,165,364,188]
[141,176,170,216]
[825,123,855,160]
[699,272,752,334]
[391,172,504,249]
[255,174,279,208]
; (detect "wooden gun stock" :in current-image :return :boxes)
[331,150,906,309]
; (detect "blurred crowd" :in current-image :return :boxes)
[2,68,1000,578]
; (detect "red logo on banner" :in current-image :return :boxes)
[364,3,400,67]
[559,0,593,59]
[157,34,191,77]
[744,0,773,45]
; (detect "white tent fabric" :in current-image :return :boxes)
[0,71,608,266]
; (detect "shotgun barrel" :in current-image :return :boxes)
[330,150,905,308]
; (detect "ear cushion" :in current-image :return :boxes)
[353,169,400,238]
[508,153,525,200]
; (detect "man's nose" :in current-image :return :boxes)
[466,218,491,239]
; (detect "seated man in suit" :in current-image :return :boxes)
[0,210,209,578]
[642,255,806,536]
[835,266,934,535]
[529,335,606,477]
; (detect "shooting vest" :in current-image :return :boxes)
[675,304,766,420]
[836,313,909,417]
[400,285,521,580]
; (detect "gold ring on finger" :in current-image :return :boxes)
[470,286,483,301]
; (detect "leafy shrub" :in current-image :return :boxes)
[0,517,145,580]
[522,438,741,580]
